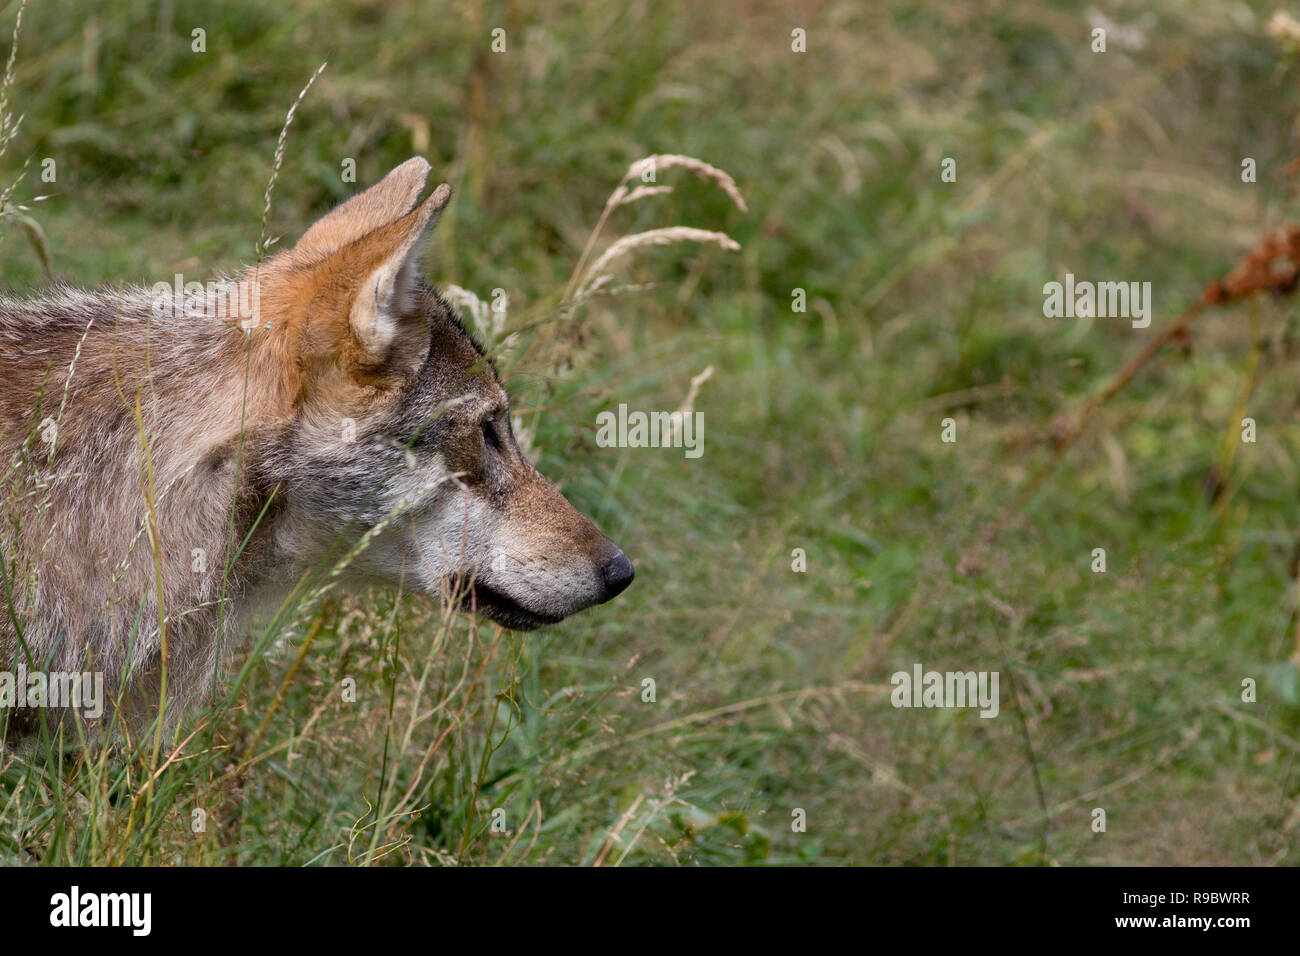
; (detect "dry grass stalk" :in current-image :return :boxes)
[619,185,673,205]
[663,364,714,446]
[256,60,327,261]
[580,227,739,297]
[616,154,748,213]
[565,152,746,300]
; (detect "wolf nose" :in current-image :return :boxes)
[600,548,635,600]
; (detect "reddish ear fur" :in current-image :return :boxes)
[270,161,452,384]
[343,181,451,363]
[293,157,434,259]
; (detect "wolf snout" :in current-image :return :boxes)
[598,546,635,601]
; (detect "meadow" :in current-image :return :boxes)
[1,0,1299,865]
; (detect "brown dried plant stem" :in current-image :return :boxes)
[237,599,336,769]
[383,624,505,847]
[1003,224,1300,531]
[1000,296,1209,528]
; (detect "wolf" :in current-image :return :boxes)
[0,157,633,737]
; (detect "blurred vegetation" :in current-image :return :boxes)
[3,0,1300,864]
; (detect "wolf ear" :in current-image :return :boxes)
[294,157,435,259]
[341,180,452,363]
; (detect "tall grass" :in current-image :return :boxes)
[2,0,1300,866]
[0,19,746,863]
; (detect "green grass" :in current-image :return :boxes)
[3,0,1300,865]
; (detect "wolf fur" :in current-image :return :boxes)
[0,158,633,737]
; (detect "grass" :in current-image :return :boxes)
[2,0,1300,865]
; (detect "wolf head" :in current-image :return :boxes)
[252,158,632,629]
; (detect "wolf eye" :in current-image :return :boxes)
[481,417,503,452]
